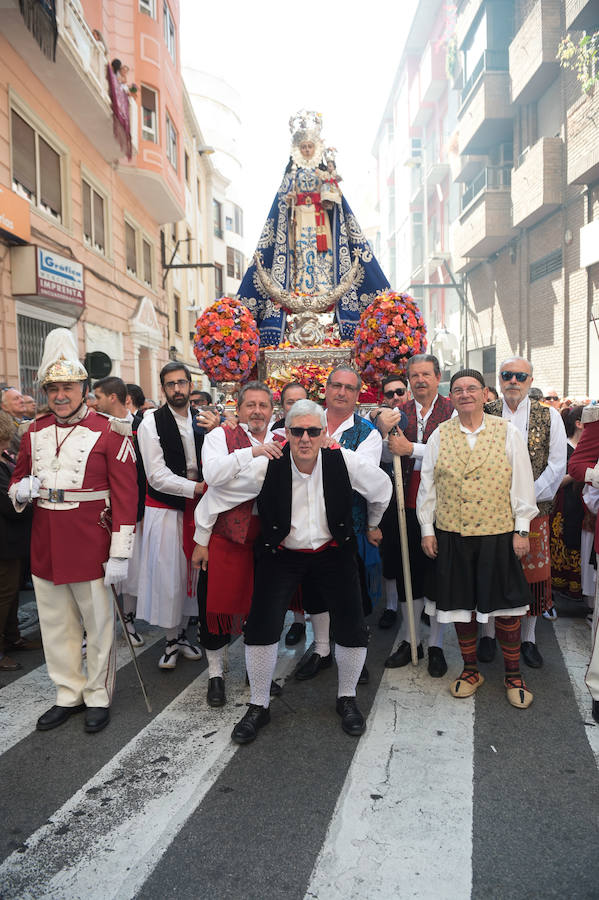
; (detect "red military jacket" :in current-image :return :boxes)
[569,418,599,552]
[10,409,138,584]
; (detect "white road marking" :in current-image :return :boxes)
[305,633,474,900]
[0,629,163,755]
[0,618,312,900]
[553,618,599,766]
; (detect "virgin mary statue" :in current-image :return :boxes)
[237,110,390,347]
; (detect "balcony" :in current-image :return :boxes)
[512,137,563,228]
[567,89,599,184]
[409,74,433,129]
[456,0,486,50]
[454,168,514,258]
[580,219,599,269]
[509,0,561,104]
[420,41,447,105]
[1,0,123,163]
[565,0,598,30]
[458,51,512,155]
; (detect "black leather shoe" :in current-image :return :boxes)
[270,680,283,696]
[285,622,306,646]
[37,704,85,731]
[295,652,333,680]
[427,646,448,678]
[358,664,370,684]
[477,636,496,663]
[521,641,543,668]
[336,696,366,736]
[378,608,397,629]
[231,704,270,744]
[207,676,226,707]
[84,707,110,733]
[592,700,599,724]
[384,641,423,668]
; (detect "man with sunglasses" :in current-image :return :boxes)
[481,358,567,667]
[377,355,454,677]
[192,399,391,741]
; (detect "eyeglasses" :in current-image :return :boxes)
[500,371,530,383]
[545,396,559,402]
[289,426,322,438]
[383,388,406,399]
[164,379,190,390]
[328,381,359,393]
[451,386,483,396]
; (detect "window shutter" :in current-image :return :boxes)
[11,111,36,197]
[82,181,92,241]
[93,190,105,251]
[39,136,62,218]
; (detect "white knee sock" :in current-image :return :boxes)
[428,614,446,649]
[122,592,137,616]
[205,648,224,679]
[335,644,368,698]
[294,611,306,624]
[481,620,496,639]
[165,627,179,641]
[246,643,278,708]
[384,577,398,612]
[397,598,424,643]
[521,616,537,644]
[310,612,331,658]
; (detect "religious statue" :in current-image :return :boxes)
[237,110,389,347]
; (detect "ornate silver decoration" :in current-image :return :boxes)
[253,250,362,314]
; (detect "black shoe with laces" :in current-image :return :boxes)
[336,696,366,736]
[207,676,226,707]
[384,641,423,668]
[427,646,448,678]
[231,704,271,744]
[378,608,397,629]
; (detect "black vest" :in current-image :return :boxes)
[146,404,203,511]
[257,445,354,550]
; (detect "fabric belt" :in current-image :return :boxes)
[38,488,110,503]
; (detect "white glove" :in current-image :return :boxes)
[104,557,129,590]
[15,476,41,503]
[585,464,599,489]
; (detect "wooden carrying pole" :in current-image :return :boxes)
[392,455,419,665]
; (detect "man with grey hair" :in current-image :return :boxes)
[481,356,567,667]
[193,398,391,741]
[196,380,284,707]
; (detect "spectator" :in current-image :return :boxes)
[550,406,586,605]
[22,396,36,419]
[1,388,25,458]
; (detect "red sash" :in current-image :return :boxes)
[520,514,552,615]
[206,515,261,634]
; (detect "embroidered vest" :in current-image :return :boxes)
[338,413,375,534]
[257,444,354,549]
[434,415,514,536]
[147,405,203,511]
[212,425,256,544]
[485,397,552,516]
[400,395,454,501]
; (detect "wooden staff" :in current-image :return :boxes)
[392,453,419,666]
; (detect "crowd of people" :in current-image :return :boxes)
[2,328,599,741]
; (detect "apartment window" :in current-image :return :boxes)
[125,221,137,276]
[142,238,153,287]
[163,1,176,62]
[213,199,223,239]
[141,86,158,143]
[196,177,202,209]
[184,150,190,185]
[139,0,155,15]
[226,215,233,232]
[11,109,63,222]
[214,263,223,297]
[227,247,243,279]
[166,111,178,171]
[234,204,243,236]
[82,179,105,254]
[174,292,181,333]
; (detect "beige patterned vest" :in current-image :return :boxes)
[434,415,514,536]
[485,397,551,516]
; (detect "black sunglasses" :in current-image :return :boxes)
[384,388,406,399]
[289,426,322,438]
[500,371,530,383]
[545,395,559,401]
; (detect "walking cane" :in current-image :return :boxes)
[391,446,419,666]
[110,585,152,713]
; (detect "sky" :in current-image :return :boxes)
[180,0,418,250]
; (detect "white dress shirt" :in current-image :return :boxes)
[325,411,382,466]
[137,405,198,500]
[194,447,392,547]
[500,396,567,503]
[201,422,275,487]
[416,415,538,537]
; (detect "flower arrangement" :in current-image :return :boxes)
[267,362,333,402]
[354,291,427,386]
[193,297,259,383]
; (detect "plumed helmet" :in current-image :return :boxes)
[37,328,88,386]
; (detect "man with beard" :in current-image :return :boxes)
[136,363,204,669]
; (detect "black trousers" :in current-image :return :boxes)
[381,503,428,600]
[244,543,368,648]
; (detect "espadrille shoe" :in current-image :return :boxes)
[450,669,484,698]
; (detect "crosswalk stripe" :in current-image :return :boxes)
[0,629,163,756]
[553,618,599,766]
[0,623,312,900]
[304,635,473,899]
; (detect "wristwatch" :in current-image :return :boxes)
[515,529,529,537]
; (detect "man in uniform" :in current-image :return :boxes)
[9,329,138,733]
[481,358,567,666]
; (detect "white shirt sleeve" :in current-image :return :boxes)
[534,406,568,503]
[193,456,269,544]
[200,426,254,486]
[354,427,383,466]
[416,428,440,537]
[340,448,392,526]
[506,423,539,530]
[137,413,196,500]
